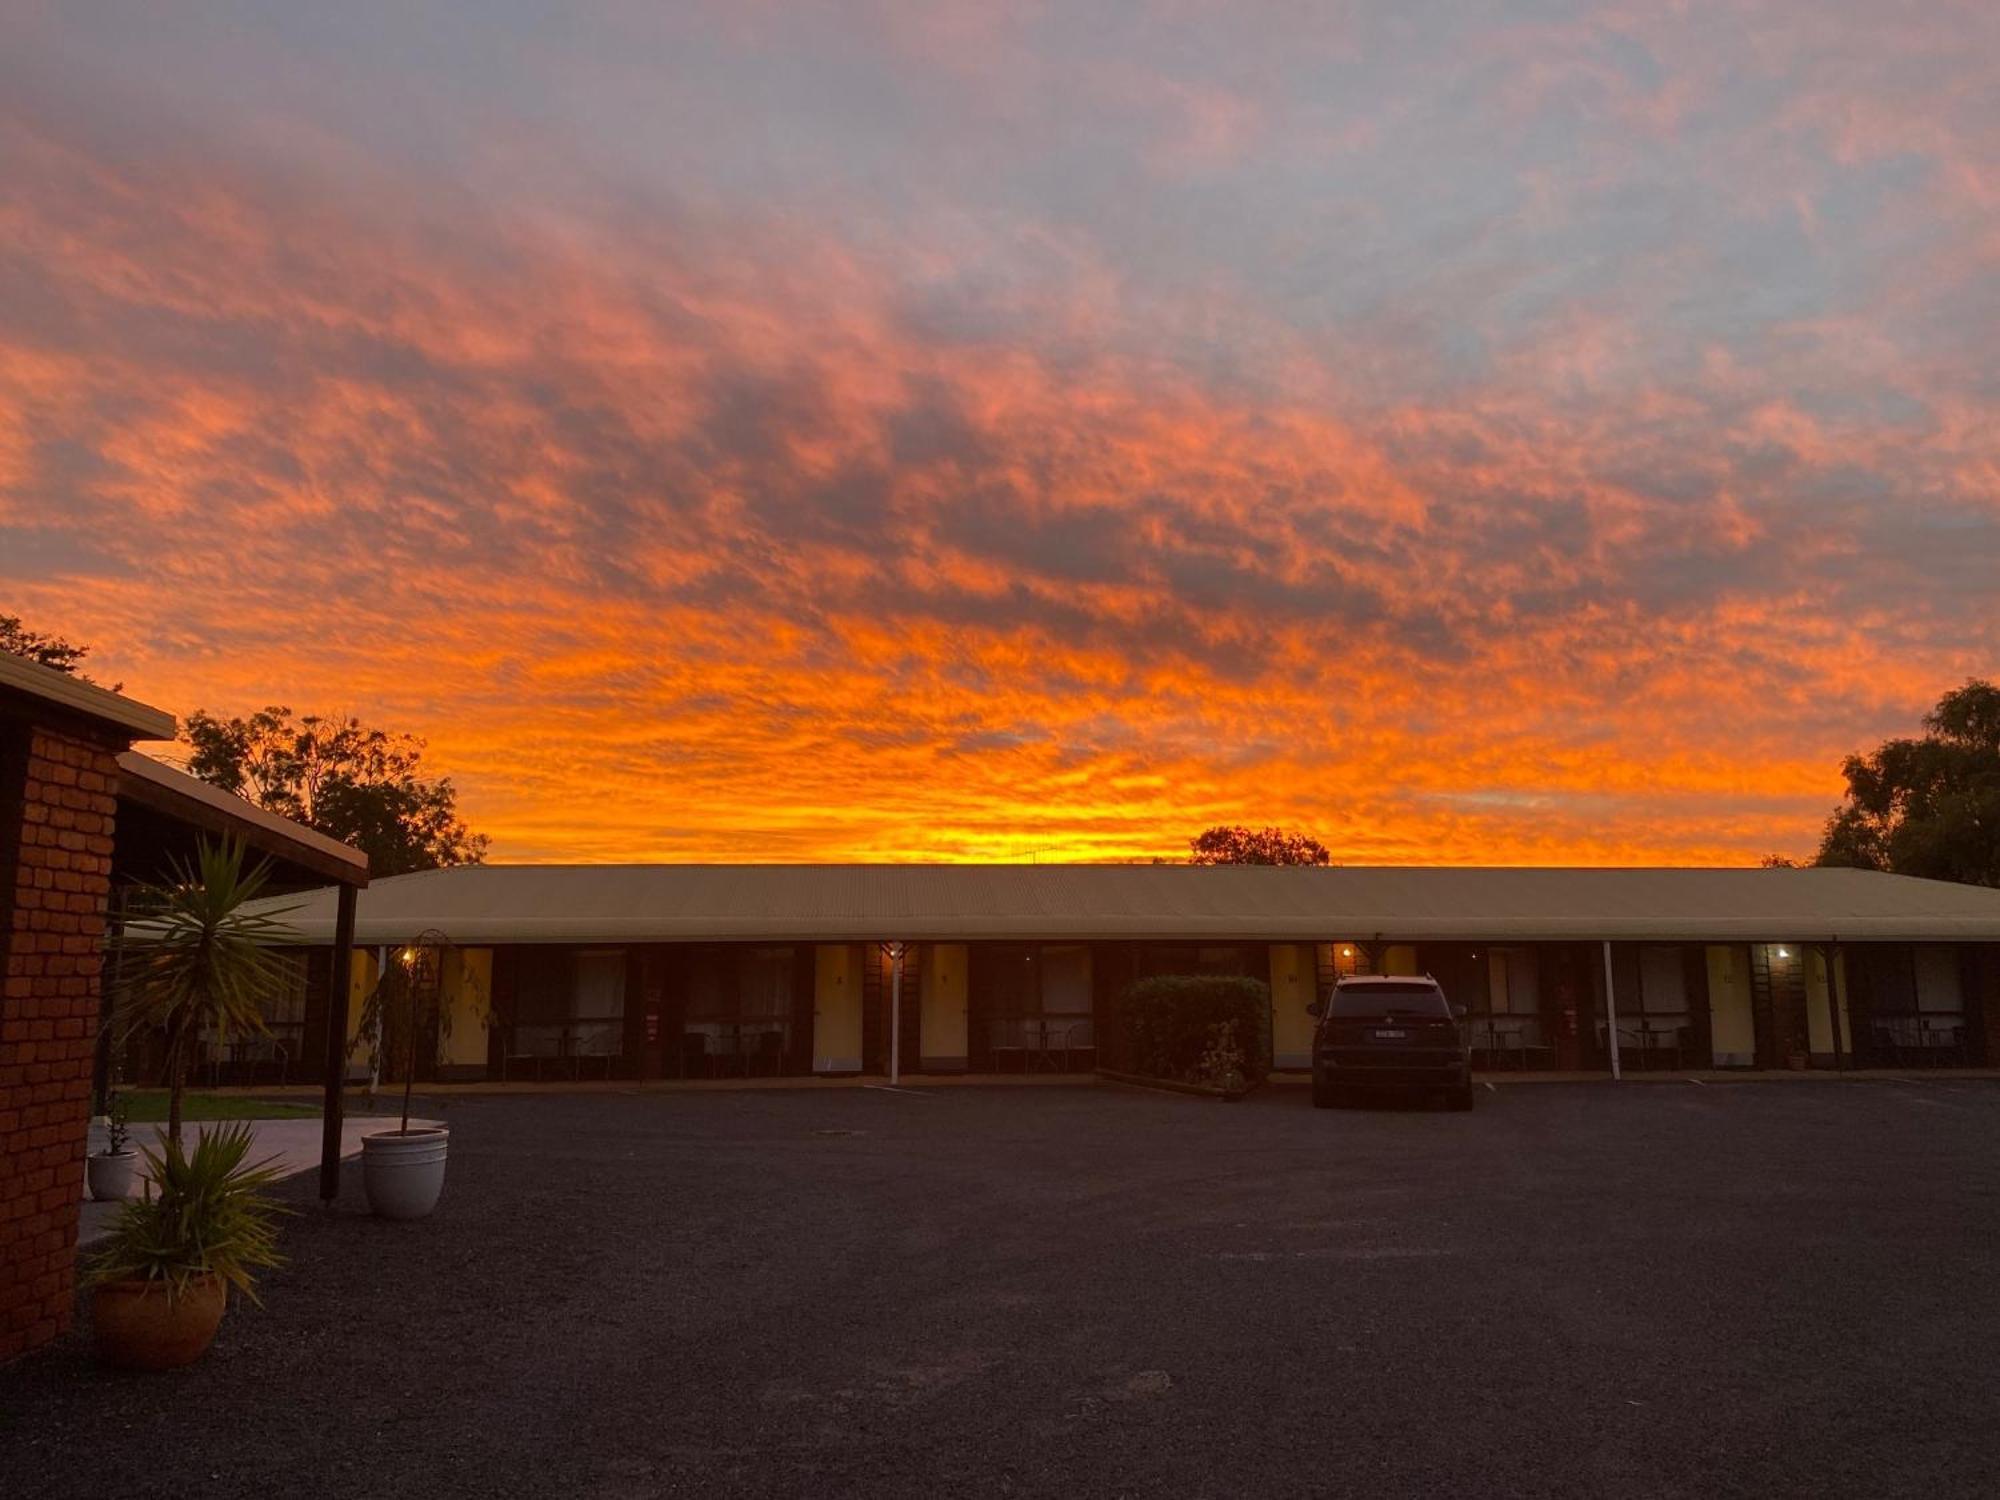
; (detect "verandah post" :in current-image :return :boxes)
[1602,940,1622,1081]
[319,883,358,1202]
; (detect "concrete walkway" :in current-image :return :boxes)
[77,1112,438,1247]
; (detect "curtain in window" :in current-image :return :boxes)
[1040,945,1091,1020]
[1639,946,1688,1019]
[1914,946,1964,1016]
[570,949,627,1056]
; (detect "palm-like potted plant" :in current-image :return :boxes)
[86,1090,139,1201]
[113,837,299,1145]
[351,929,457,1220]
[88,1121,288,1370]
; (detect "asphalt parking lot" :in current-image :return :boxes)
[6,1078,2000,1498]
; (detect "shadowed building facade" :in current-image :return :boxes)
[0,651,368,1367]
[255,864,2000,1087]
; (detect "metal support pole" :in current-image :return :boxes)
[369,944,388,1096]
[888,942,904,1086]
[319,884,358,1203]
[1826,940,1846,1072]
[1601,940,1622,1081]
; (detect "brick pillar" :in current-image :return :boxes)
[0,722,122,1364]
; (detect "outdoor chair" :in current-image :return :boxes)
[988,1018,1027,1074]
[1916,1019,1966,1068]
[705,1031,743,1079]
[1487,1017,1535,1070]
[1641,1021,1688,1071]
[1059,1020,1096,1071]
[748,1028,786,1076]
[1873,1018,1922,1067]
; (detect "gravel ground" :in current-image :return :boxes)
[5,1079,1999,1498]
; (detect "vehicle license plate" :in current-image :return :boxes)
[1373,1028,1407,1039]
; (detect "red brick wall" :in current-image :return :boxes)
[0,722,121,1364]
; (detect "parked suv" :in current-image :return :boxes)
[1309,975,1473,1111]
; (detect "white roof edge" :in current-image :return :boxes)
[0,651,175,740]
[247,863,2000,947]
[117,751,369,876]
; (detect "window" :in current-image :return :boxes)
[983,945,1094,1051]
[1637,946,1688,1019]
[1040,945,1091,1022]
[570,949,627,1057]
[510,949,627,1058]
[229,951,307,1065]
[511,949,571,1056]
[1913,946,1964,1017]
[1330,982,1450,1019]
[1486,949,1540,1015]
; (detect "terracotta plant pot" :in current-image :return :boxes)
[92,1274,227,1371]
[87,1150,140,1202]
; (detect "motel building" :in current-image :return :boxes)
[252,864,2000,1085]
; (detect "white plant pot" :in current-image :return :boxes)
[87,1150,140,1202]
[361,1127,449,1220]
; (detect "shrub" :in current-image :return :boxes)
[1113,974,1271,1087]
[90,1122,290,1305]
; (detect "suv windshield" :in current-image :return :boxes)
[1329,982,1451,1019]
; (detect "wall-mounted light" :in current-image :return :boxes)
[1776,947,1790,960]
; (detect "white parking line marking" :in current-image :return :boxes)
[1484,1082,1497,1093]
[1688,1077,1705,1086]
[863,1085,933,1097]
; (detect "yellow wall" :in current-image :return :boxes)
[923,942,969,1067]
[439,948,493,1068]
[1269,943,1315,1070]
[1706,945,1755,1064]
[1806,947,1852,1058]
[1383,945,1419,976]
[345,949,379,1081]
[813,944,863,1072]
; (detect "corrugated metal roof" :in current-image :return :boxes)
[0,650,175,741]
[252,863,2000,945]
[117,752,369,882]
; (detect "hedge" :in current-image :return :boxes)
[1110,974,1271,1088]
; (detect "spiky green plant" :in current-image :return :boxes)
[89,1122,291,1305]
[114,837,300,1145]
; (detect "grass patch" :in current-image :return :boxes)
[113,1091,319,1123]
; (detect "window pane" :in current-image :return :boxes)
[1914,946,1963,1015]
[572,950,627,1023]
[1639,947,1687,1017]
[1040,945,1091,1019]
[738,947,793,1022]
[986,945,1038,1019]
[514,949,570,1024]
[1504,949,1540,1014]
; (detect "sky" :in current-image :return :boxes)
[2,2,1996,865]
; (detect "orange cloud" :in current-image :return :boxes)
[2,19,1996,869]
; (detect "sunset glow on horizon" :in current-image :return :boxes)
[3,3,1996,866]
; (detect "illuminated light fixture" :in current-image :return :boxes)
[1340,946,1353,958]
[1776,947,1790,959]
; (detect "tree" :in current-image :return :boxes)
[1811,680,2000,888]
[1188,825,1332,866]
[0,612,115,687]
[114,839,300,1145]
[183,706,489,877]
